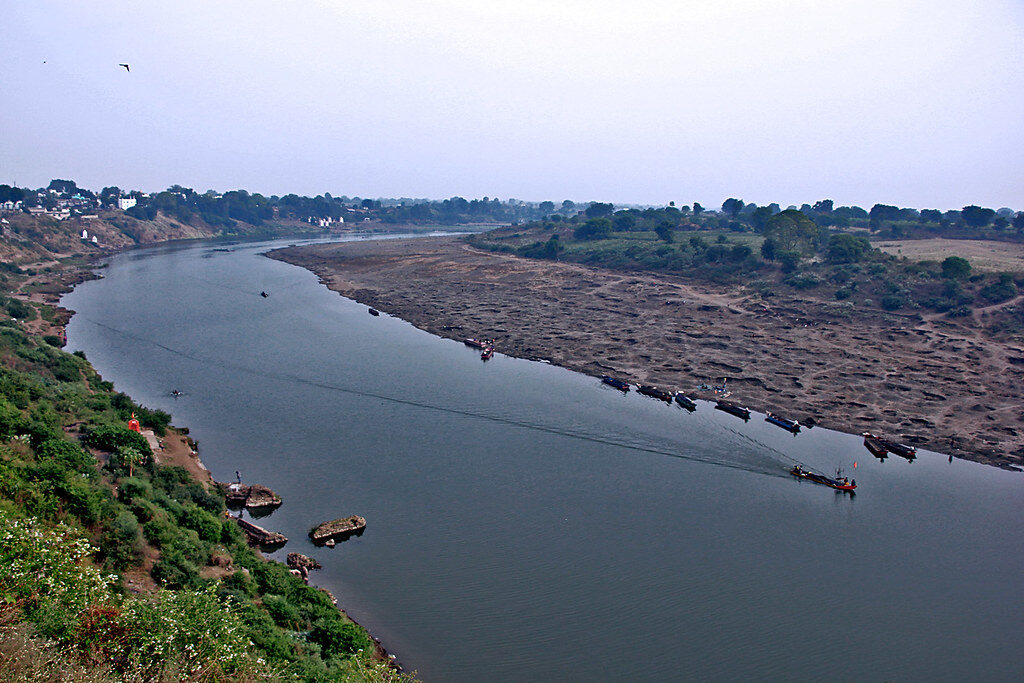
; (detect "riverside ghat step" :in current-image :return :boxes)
[309,515,367,546]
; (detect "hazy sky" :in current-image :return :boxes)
[3,1,1022,210]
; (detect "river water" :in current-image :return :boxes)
[63,235,1023,681]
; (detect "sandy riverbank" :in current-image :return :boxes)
[270,235,1024,471]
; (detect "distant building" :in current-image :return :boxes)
[118,197,137,210]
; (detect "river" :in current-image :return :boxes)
[63,235,1023,681]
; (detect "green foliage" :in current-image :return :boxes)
[979,273,1017,304]
[763,209,821,258]
[82,424,152,457]
[826,233,871,263]
[310,616,371,661]
[941,256,971,280]
[574,218,612,240]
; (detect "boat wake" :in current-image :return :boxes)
[77,316,791,480]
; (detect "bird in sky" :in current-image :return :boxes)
[119,63,130,72]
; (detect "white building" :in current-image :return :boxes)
[117,196,137,211]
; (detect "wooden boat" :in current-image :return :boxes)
[715,400,750,420]
[638,385,674,402]
[368,307,380,316]
[463,338,489,349]
[601,376,630,392]
[481,346,494,360]
[862,433,888,458]
[878,436,916,460]
[790,465,856,492]
[674,394,697,411]
[765,411,800,433]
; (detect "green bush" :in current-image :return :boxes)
[83,424,152,457]
[309,616,369,660]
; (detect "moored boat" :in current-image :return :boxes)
[790,465,856,492]
[862,433,888,458]
[464,338,487,348]
[481,346,494,360]
[638,385,674,402]
[765,411,800,433]
[368,307,380,316]
[878,436,916,460]
[715,400,750,420]
[601,376,630,392]
[674,393,697,411]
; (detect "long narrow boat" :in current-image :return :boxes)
[790,465,856,492]
[601,376,630,392]
[878,436,916,460]
[765,411,800,433]
[675,394,697,411]
[464,338,489,349]
[638,385,674,402]
[862,433,888,458]
[715,400,750,420]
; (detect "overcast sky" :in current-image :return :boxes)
[2,1,1022,210]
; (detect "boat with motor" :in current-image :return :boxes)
[765,411,800,433]
[481,346,494,361]
[368,307,380,316]
[862,433,888,458]
[715,400,750,420]
[675,394,697,411]
[790,465,856,492]
[638,385,674,402]
[601,376,630,392]
[464,338,492,349]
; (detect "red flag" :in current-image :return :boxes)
[853,462,858,468]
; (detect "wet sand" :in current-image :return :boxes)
[271,236,1024,470]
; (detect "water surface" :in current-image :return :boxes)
[64,236,1024,681]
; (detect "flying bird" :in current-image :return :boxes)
[119,63,130,72]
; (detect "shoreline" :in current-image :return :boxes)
[269,235,1023,471]
[23,246,405,673]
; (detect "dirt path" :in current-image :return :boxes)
[272,236,1023,470]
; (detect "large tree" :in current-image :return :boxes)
[721,198,744,217]
[960,205,995,227]
[762,209,821,257]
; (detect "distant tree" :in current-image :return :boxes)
[799,204,813,214]
[655,221,675,243]
[585,202,614,218]
[960,205,995,227]
[538,201,555,214]
[869,204,901,226]
[993,216,1009,231]
[941,256,971,280]
[767,203,781,214]
[729,244,752,261]
[763,209,820,257]
[777,250,801,273]
[721,198,745,217]
[812,199,834,214]
[574,217,612,240]
[1013,212,1024,234]
[751,206,773,232]
[826,233,871,263]
[0,184,25,203]
[760,237,777,261]
[834,205,868,220]
[561,200,576,213]
[919,209,942,223]
[898,208,920,221]
[692,202,704,216]
[47,179,77,194]
[612,212,637,231]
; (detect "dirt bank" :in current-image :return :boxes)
[271,235,1024,471]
